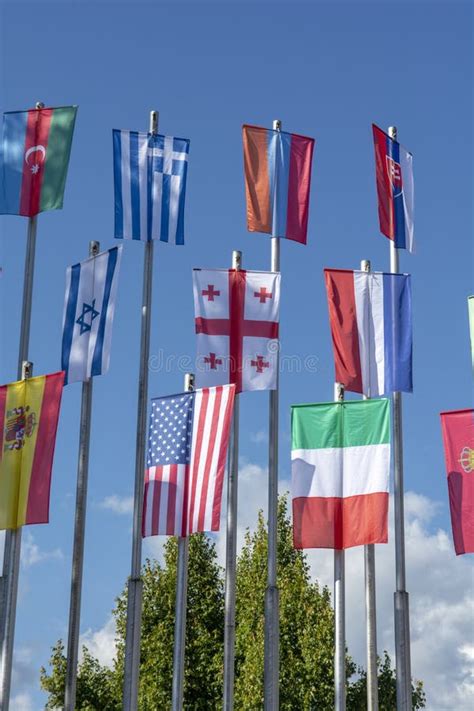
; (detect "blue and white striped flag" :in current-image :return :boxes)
[61,247,122,384]
[113,129,190,243]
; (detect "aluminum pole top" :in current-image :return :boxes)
[35,102,45,110]
[273,119,282,131]
[334,382,345,402]
[232,250,242,270]
[150,110,159,135]
[184,373,195,392]
[361,260,371,273]
[89,241,100,257]
[388,126,397,141]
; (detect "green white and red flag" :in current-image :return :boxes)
[0,105,77,217]
[291,398,391,550]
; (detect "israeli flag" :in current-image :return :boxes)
[113,129,190,243]
[61,247,122,384]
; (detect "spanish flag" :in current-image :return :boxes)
[0,372,64,530]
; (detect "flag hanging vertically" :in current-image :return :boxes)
[440,408,474,555]
[468,296,474,372]
[113,129,190,243]
[61,246,122,384]
[0,372,64,530]
[324,268,413,397]
[193,268,281,393]
[292,398,391,550]
[142,384,235,538]
[372,124,414,252]
[0,105,77,217]
[242,124,315,245]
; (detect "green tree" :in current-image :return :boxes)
[347,651,426,710]
[41,498,425,710]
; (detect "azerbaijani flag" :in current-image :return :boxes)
[372,124,414,252]
[0,372,64,530]
[242,124,315,245]
[324,268,413,397]
[292,398,390,550]
[0,105,77,217]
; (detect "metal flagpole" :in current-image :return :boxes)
[0,114,43,704]
[171,372,195,711]
[64,240,100,711]
[360,258,379,711]
[334,381,346,711]
[122,110,158,711]
[223,250,241,711]
[387,126,412,711]
[264,119,281,711]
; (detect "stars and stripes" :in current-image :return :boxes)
[142,384,235,538]
[113,129,190,243]
[61,246,122,384]
[193,268,281,393]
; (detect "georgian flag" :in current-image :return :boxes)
[193,268,281,393]
[61,247,122,384]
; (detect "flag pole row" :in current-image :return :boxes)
[3,101,457,711]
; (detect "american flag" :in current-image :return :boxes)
[142,384,235,538]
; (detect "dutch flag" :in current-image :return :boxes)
[61,247,122,384]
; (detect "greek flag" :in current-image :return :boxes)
[61,247,122,384]
[113,129,190,243]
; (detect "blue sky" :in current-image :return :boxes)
[0,1,473,709]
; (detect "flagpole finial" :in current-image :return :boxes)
[89,241,100,257]
[22,361,33,379]
[184,373,195,392]
[149,111,159,135]
[273,119,282,131]
[334,382,344,402]
[361,260,371,273]
[35,102,45,110]
[232,250,242,271]
[388,126,397,140]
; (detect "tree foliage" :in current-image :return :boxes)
[41,498,425,710]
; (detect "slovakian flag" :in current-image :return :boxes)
[324,268,413,397]
[292,398,390,550]
[440,409,474,556]
[242,124,315,245]
[61,246,122,384]
[0,372,64,530]
[142,384,235,537]
[0,105,77,217]
[113,129,190,243]
[193,268,280,393]
[372,124,414,252]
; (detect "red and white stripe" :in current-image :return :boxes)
[142,384,235,538]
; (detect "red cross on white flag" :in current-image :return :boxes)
[193,268,281,392]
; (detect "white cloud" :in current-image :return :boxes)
[20,532,63,568]
[305,491,474,711]
[99,494,134,515]
[80,615,117,668]
[250,429,267,445]
[10,692,34,711]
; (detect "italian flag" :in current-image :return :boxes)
[0,105,77,217]
[291,398,390,550]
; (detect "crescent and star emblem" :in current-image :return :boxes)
[24,145,46,175]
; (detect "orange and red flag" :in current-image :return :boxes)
[0,371,64,530]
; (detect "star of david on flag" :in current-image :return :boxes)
[61,247,122,384]
[113,129,190,243]
[193,268,281,393]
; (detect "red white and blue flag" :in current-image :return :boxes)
[142,385,235,538]
[242,125,315,245]
[193,268,281,393]
[372,124,414,253]
[325,268,413,397]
